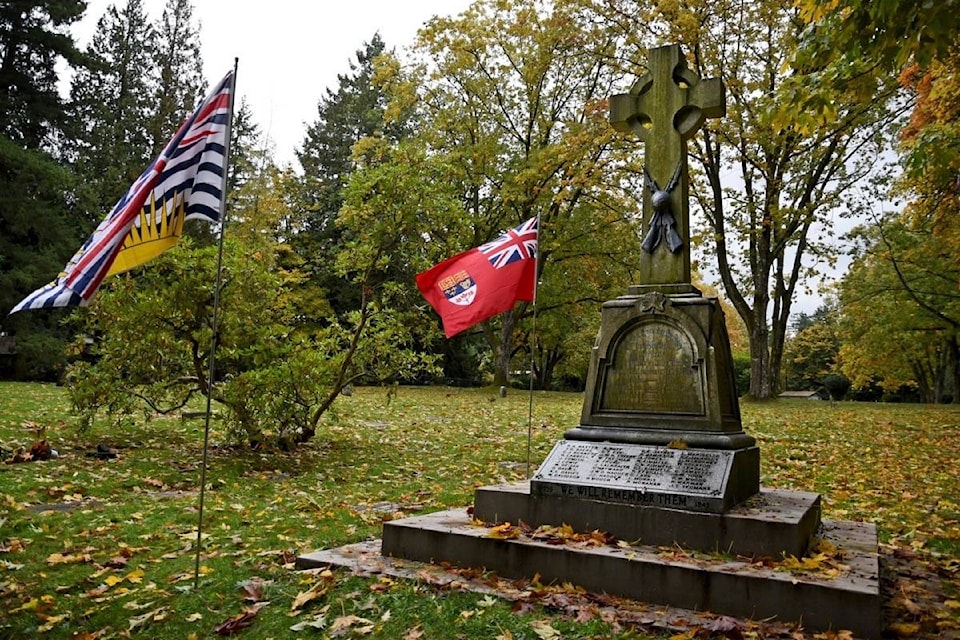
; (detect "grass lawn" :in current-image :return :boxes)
[1,382,959,639]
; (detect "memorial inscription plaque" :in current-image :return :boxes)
[531,440,737,513]
[599,318,705,414]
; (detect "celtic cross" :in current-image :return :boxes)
[610,44,725,287]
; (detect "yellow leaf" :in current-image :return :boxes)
[125,568,145,583]
[104,575,123,587]
[487,522,521,540]
[11,598,39,613]
[290,584,326,611]
[530,619,561,640]
[37,613,69,632]
[46,553,86,565]
[888,621,921,637]
[186,612,203,622]
[946,599,960,609]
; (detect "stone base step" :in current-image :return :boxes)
[475,481,821,558]
[375,507,880,638]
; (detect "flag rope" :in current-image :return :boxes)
[195,58,239,589]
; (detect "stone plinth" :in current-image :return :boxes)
[474,481,819,558]
[568,291,752,450]
[373,509,880,638]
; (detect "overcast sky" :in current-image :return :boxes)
[72,0,474,167]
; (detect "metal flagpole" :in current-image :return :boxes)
[526,215,541,479]
[194,58,239,589]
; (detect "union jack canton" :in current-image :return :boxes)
[478,217,539,269]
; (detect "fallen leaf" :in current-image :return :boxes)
[487,522,522,540]
[128,606,167,632]
[530,619,561,639]
[37,613,69,632]
[703,615,745,639]
[887,621,921,637]
[329,614,374,637]
[214,605,264,636]
[403,625,425,639]
[46,552,90,565]
[290,583,327,611]
[290,613,328,631]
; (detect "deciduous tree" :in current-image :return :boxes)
[404,0,641,386]
[838,219,959,403]
[597,0,903,398]
[67,160,439,445]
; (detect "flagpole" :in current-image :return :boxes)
[195,58,238,589]
[526,215,541,479]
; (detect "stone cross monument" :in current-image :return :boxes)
[550,43,758,512]
[609,44,724,289]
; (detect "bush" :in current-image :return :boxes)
[822,373,852,401]
[14,330,68,383]
[732,353,751,396]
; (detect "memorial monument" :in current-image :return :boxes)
[300,44,882,638]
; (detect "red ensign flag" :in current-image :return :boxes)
[416,217,538,338]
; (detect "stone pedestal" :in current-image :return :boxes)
[370,510,881,639]
[567,287,753,451]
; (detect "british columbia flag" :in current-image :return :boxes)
[8,69,234,315]
[479,217,539,269]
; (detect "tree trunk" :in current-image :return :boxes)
[535,344,563,391]
[489,309,518,387]
[748,324,773,399]
[951,335,960,404]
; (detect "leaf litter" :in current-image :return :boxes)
[1,383,959,637]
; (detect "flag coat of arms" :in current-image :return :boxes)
[416,217,538,338]
[8,69,234,314]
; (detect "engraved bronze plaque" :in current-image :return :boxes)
[598,320,704,415]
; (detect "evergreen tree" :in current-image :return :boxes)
[293,34,412,315]
[227,98,267,197]
[0,1,88,379]
[67,0,156,213]
[148,0,204,155]
[0,0,86,148]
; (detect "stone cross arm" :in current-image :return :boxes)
[609,44,725,143]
